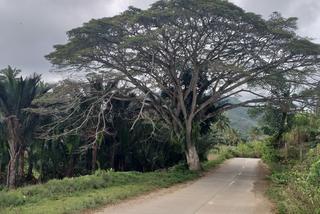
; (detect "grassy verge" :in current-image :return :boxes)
[265,146,320,214]
[0,150,232,214]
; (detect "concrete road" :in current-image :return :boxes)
[96,158,272,214]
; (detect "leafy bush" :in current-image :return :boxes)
[233,143,257,157]
[196,134,217,161]
[0,191,26,207]
[202,146,234,170]
[231,140,277,164]
[270,171,290,185]
[308,159,320,185]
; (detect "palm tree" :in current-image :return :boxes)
[0,66,43,188]
[0,122,8,181]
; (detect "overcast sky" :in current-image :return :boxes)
[0,0,319,82]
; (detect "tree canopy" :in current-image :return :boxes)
[47,0,320,170]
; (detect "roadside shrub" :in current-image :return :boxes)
[308,158,320,185]
[202,145,234,170]
[270,171,290,185]
[197,134,216,161]
[285,173,320,214]
[209,145,235,159]
[0,171,112,208]
[259,142,278,164]
[21,172,111,198]
[0,191,26,207]
[267,144,320,214]
[233,143,256,157]
[231,140,277,164]
[168,163,189,172]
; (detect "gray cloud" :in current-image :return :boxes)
[230,0,320,41]
[0,0,319,82]
[0,0,155,81]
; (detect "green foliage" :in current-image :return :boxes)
[208,117,242,146]
[0,66,43,116]
[0,169,196,212]
[263,113,320,213]
[0,66,48,188]
[267,145,320,214]
[196,134,215,161]
[202,146,234,170]
[0,151,230,214]
[231,140,277,164]
[46,0,320,172]
[0,0,319,211]
[233,143,259,158]
[98,120,184,172]
[308,159,320,185]
[269,170,290,185]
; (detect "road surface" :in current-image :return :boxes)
[95,158,272,214]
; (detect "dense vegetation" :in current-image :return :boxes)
[222,128,320,214]
[237,108,320,213]
[0,0,320,213]
[0,149,232,214]
[46,0,320,171]
[0,66,234,188]
[265,114,320,214]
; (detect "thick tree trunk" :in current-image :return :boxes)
[65,156,75,177]
[18,148,25,180]
[39,162,43,183]
[92,143,98,172]
[275,112,288,148]
[185,120,201,171]
[185,144,201,170]
[110,142,116,169]
[26,157,33,181]
[298,133,303,162]
[7,154,18,188]
[5,116,22,189]
[0,159,2,179]
[284,142,288,161]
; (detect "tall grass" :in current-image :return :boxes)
[266,144,320,214]
[0,150,234,214]
[0,169,200,214]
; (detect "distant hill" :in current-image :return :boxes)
[224,98,259,137]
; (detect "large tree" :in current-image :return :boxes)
[47,0,320,170]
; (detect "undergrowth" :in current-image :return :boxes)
[0,149,232,214]
[266,144,320,214]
